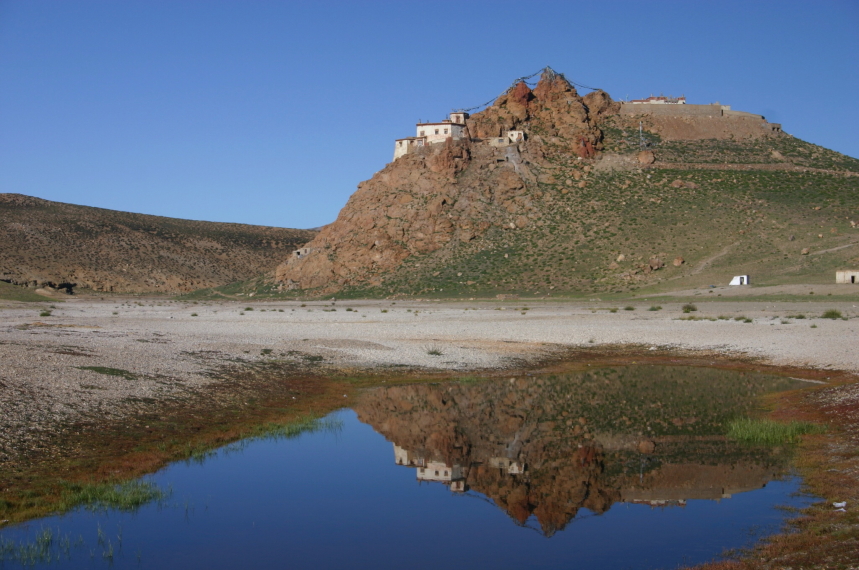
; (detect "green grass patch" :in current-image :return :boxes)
[682,303,698,313]
[239,415,342,444]
[821,309,843,319]
[727,417,824,445]
[57,480,169,513]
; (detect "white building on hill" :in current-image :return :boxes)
[393,112,469,161]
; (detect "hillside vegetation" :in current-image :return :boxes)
[0,194,316,294]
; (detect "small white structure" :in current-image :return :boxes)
[392,112,469,161]
[489,456,525,475]
[488,130,525,147]
[293,247,312,259]
[417,461,462,483]
[729,275,750,286]
[416,119,467,144]
[836,270,859,284]
[393,137,425,160]
[394,444,425,467]
[394,445,465,491]
[629,94,687,104]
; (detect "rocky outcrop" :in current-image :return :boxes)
[276,69,609,293]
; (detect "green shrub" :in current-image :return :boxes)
[624,306,635,311]
[727,418,824,445]
[821,309,843,319]
[682,303,697,313]
[39,310,51,317]
[648,305,662,311]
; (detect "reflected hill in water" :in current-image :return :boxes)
[354,366,806,536]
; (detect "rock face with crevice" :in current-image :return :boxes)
[275,70,609,293]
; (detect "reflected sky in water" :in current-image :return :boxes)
[1,367,817,569]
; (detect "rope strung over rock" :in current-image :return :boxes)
[452,66,602,114]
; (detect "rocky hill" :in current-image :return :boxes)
[0,194,316,294]
[275,68,859,298]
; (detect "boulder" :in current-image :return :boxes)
[637,150,655,166]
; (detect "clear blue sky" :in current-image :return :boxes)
[1,1,857,229]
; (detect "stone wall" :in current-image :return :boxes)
[619,103,723,118]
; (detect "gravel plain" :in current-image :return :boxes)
[2,295,858,465]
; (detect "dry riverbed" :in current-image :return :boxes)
[1,296,858,567]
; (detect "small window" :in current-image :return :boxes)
[435,471,439,476]
[435,129,439,135]
[420,130,425,136]
[443,129,448,134]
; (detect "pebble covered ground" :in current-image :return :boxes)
[1,296,858,466]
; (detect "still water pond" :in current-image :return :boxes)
[2,366,817,569]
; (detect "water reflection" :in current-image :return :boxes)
[355,366,805,536]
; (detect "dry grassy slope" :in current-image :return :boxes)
[0,194,316,294]
[340,126,859,299]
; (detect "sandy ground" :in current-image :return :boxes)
[2,296,858,464]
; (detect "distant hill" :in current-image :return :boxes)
[272,68,859,298]
[0,194,316,294]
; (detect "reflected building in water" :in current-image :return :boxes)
[357,367,802,536]
[393,445,524,493]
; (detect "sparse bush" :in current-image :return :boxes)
[624,306,635,311]
[682,304,697,313]
[190,313,198,317]
[426,346,444,356]
[648,306,662,311]
[821,309,843,319]
[39,310,51,317]
[245,307,253,311]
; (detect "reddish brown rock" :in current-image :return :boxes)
[276,69,608,293]
[637,150,656,165]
